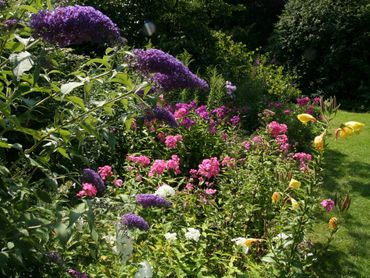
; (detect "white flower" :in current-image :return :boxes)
[232,237,261,254]
[164,232,177,241]
[273,233,289,241]
[155,184,176,198]
[135,260,153,278]
[185,228,200,242]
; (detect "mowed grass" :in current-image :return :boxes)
[312,110,370,277]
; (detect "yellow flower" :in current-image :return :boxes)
[291,198,300,210]
[335,126,353,139]
[244,238,260,248]
[328,217,338,230]
[289,178,301,189]
[313,133,325,151]
[344,121,365,133]
[271,191,281,203]
[297,113,316,124]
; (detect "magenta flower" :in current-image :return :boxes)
[230,115,240,126]
[76,183,97,198]
[167,154,181,174]
[267,121,288,138]
[127,155,151,167]
[198,157,220,179]
[296,96,310,106]
[148,159,167,177]
[243,141,251,151]
[195,105,210,120]
[97,165,113,181]
[165,134,183,149]
[205,188,217,195]
[114,179,123,187]
[174,107,188,119]
[321,199,335,212]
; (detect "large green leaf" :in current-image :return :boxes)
[9,51,34,80]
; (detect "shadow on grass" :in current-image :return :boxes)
[321,149,370,197]
[312,243,360,278]
[312,149,370,277]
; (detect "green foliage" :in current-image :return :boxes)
[270,0,370,101]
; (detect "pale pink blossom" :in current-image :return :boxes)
[165,134,183,149]
[114,179,123,187]
[97,165,113,181]
[149,160,167,177]
[198,157,220,179]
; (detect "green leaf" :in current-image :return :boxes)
[19,5,38,13]
[61,82,84,96]
[57,147,70,159]
[9,51,34,80]
[66,96,86,110]
[68,203,86,228]
[35,189,52,203]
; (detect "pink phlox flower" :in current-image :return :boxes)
[293,152,312,171]
[195,105,210,120]
[252,135,263,145]
[221,156,236,168]
[181,117,196,129]
[306,105,314,115]
[165,134,183,149]
[127,155,151,167]
[197,157,220,179]
[114,179,123,187]
[77,183,97,198]
[313,97,321,104]
[212,106,227,119]
[321,199,335,212]
[230,115,240,126]
[283,109,291,115]
[205,188,217,195]
[149,159,167,177]
[167,154,181,174]
[268,121,288,138]
[97,165,113,181]
[174,107,188,119]
[243,140,251,151]
[296,96,310,106]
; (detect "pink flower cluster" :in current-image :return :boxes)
[296,96,310,106]
[97,165,113,181]
[212,106,228,119]
[243,140,251,151]
[174,107,188,119]
[197,157,220,179]
[195,105,210,120]
[230,115,240,126]
[165,134,183,149]
[267,121,288,138]
[275,134,289,152]
[167,154,181,174]
[148,155,181,177]
[149,159,167,177]
[221,156,236,168]
[293,152,312,171]
[321,199,335,212]
[127,155,151,167]
[77,183,97,198]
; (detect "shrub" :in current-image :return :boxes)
[270,0,370,101]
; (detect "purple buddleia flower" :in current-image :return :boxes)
[129,49,209,92]
[68,268,88,278]
[136,194,172,208]
[144,106,178,127]
[30,5,120,47]
[121,213,149,231]
[81,168,106,194]
[4,19,18,29]
[46,251,63,265]
[0,0,5,8]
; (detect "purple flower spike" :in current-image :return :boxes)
[30,5,120,47]
[81,168,105,194]
[121,213,149,231]
[136,194,172,208]
[144,106,178,127]
[68,268,88,278]
[129,49,209,92]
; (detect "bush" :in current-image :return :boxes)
[270,0,370,101]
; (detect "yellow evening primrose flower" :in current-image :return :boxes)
[289,178,301,189]
[271,191,281,203]
[290,198,300,210]
[335,126,353,139]
[344,121,365,133]
[313,133,325,151]
[329,217,338,230]
[297,113,316,124]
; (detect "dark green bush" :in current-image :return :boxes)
[270,0,370,102]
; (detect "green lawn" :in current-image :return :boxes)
[312,110,370,277]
